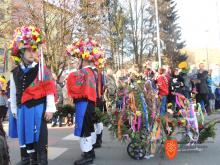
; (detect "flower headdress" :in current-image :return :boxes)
[0,76,7,91]
[66,38,105,69]
[178,55,189,72]
[9,25,45,63]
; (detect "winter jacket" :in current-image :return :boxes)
[179,72,192,92]
[215,88,220,101]
[170,75,182,94]
[197,71,209,94]
[156,75,169,96]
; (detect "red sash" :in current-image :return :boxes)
[21,80,57,104]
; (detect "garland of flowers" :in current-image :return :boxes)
[9,26,45,64]
[66,38,105,69]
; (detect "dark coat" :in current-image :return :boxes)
[197,71,209,94]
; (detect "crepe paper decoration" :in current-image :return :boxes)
[66,38,105,69]
[9,26,45,62]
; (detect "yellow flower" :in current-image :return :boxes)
[0,77,7,84]
[137,80,141,84]
[93,47,99,54]
[32,31,38,36]
[36,38,41,43]
[32,45,37,49]
[98,58,104,64]
[136,111,142,116]
[19,42,23,48]
[168,103,173,107]
[76,41,80,46]
[82,51,90,59]
[181,119,186,126]
[13,56,21,63]
[178,61,188,69]
[9,43,13,49]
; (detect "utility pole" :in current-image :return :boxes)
[154,0,161,68]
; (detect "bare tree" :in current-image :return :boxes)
[0,0,81,80]
[125,0,154,71]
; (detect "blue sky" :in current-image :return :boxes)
[176,0,220,48]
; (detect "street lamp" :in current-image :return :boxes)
[154,0,161,68]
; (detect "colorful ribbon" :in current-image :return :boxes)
[140,93,149,130]
[38,46,44,81]
[117,115,123,140]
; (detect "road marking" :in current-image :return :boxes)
[63,133,80,141]
[48,147,68,160]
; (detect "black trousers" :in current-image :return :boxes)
[93,98,106,124]
[80,101,95,137]
[0,106,7,121]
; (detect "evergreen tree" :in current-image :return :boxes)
[150,0,185,68]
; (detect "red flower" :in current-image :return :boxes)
[33,35,37,41]
[35,28,41,33]
[199,125,204,129]
[22,36,27,41]
[178,120,182,126]
[156,117,161,123]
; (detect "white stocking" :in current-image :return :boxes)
[80,136,93,152]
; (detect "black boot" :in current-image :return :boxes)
[74,150,94,165]
[16,147,30,165]
[81,148,95,159]
[29,152,38,165]
[38,146,48,165]
[93,132,102,149]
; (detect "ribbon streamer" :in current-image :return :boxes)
[38,46,44,81]
[140,93,149,130]
[117,115,123,140]
[137,116,141,132]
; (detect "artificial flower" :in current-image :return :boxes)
[93,47,99,54]
[136,111,142,116]
[66,38,105,69]
[9,25,44,63]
